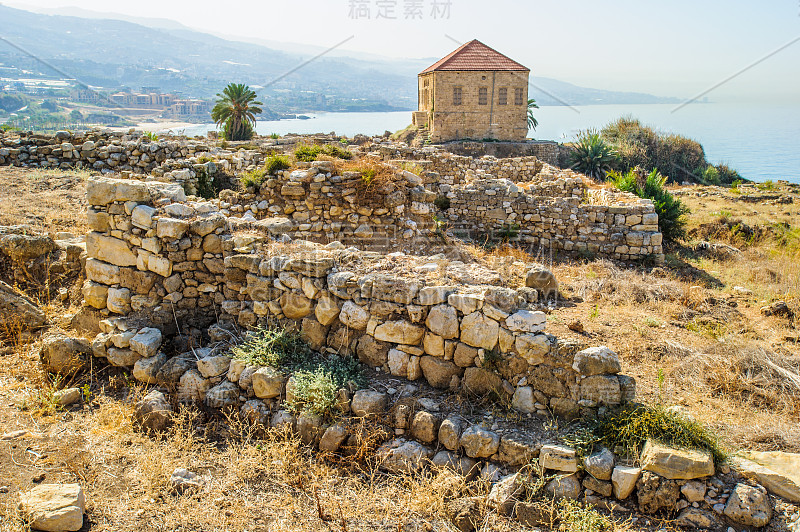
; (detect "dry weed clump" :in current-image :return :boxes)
[568,261,683,305]
[666,340,800,417]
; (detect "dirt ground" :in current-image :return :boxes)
[1,166,799,531]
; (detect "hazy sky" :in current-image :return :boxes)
[7,0,800,102]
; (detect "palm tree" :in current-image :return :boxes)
[527,98,539,131]
[211,83,262,141]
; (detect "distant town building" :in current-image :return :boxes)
[412,40,530,142]
[167,99,211,117]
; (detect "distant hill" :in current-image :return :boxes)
[0,5,679,112]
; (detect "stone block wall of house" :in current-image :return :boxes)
[419,71,529,142]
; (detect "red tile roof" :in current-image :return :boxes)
[421,40,529,73]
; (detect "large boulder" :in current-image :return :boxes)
[636,470,680,514]
[525,264,558,299]
[18,483,85,532]
[0,232,57,263]
[724,483,772,527]
[377,439,434,474]
[459,425,500,458]
[419,356,462,389]
[39,334,91,374]
[735,451,800,503]
[0,279,46,332]
[134,390,173,433]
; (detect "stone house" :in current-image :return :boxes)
[412,40,530,143]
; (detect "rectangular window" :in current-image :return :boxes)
[423,89,429,106]
[478,87,488,105]
[498,88,508,105]
[515,88,525,106]
[453,87,462,106]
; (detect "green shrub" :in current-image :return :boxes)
[610,168,689,243]
[557,499,614,532]
[230,327,312,368]
[566,403,726,463]
[294,144,353,162]
[231,327,364,418]
[269,132,280,139]
[264,154,291,175]
[239,168,266,190]
[715,164,742,185]
[701,165,720,185]
[143,131,158,142]
[600,117,742,186]
[498,223,520,241]
[655,134,706,182]
[291,367,338,417]
[360,168,377,186]
[567,130,617,180]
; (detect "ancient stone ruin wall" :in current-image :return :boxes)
[219,160,438,250]
[82,176,634,418]
[445,179,664,261]
[378,145,548,185]
[0,130,264,195]
[433,140,562,165]
[369,145,665,262]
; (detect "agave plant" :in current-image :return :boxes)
[527,98,539,131]
[610,167,689,243]
[568,130,617,180]
[211,83,262,141]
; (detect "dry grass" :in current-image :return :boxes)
[0,167,90,235]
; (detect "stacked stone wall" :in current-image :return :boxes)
[82,176,634,418]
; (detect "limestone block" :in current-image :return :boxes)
[351,390,388,417]
[373,320,424,345]
[18,483,85,532]
[106,287,131,314]
[156,217,190,240]
[640,439,714,480]
[514,333,550,365]
[131,205,156,229]
[314,296,340,326]
[580,375,622,406]
[611,465,641,499]
[460,425,500,458]
[724,483,772,527]
[420,356,462,389]
[540,444,578,473]
[339,301,369,330]
[280,292,313,319]
[86,232,137,267]
[82,281,108,309]
[573,346,621,376]
[252,367,286,399]
[505,310,546,333]
[129,327,162,358]
[459,312,499,350]
[425,304,459,339]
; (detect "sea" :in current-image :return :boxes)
[173,103,800,184]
